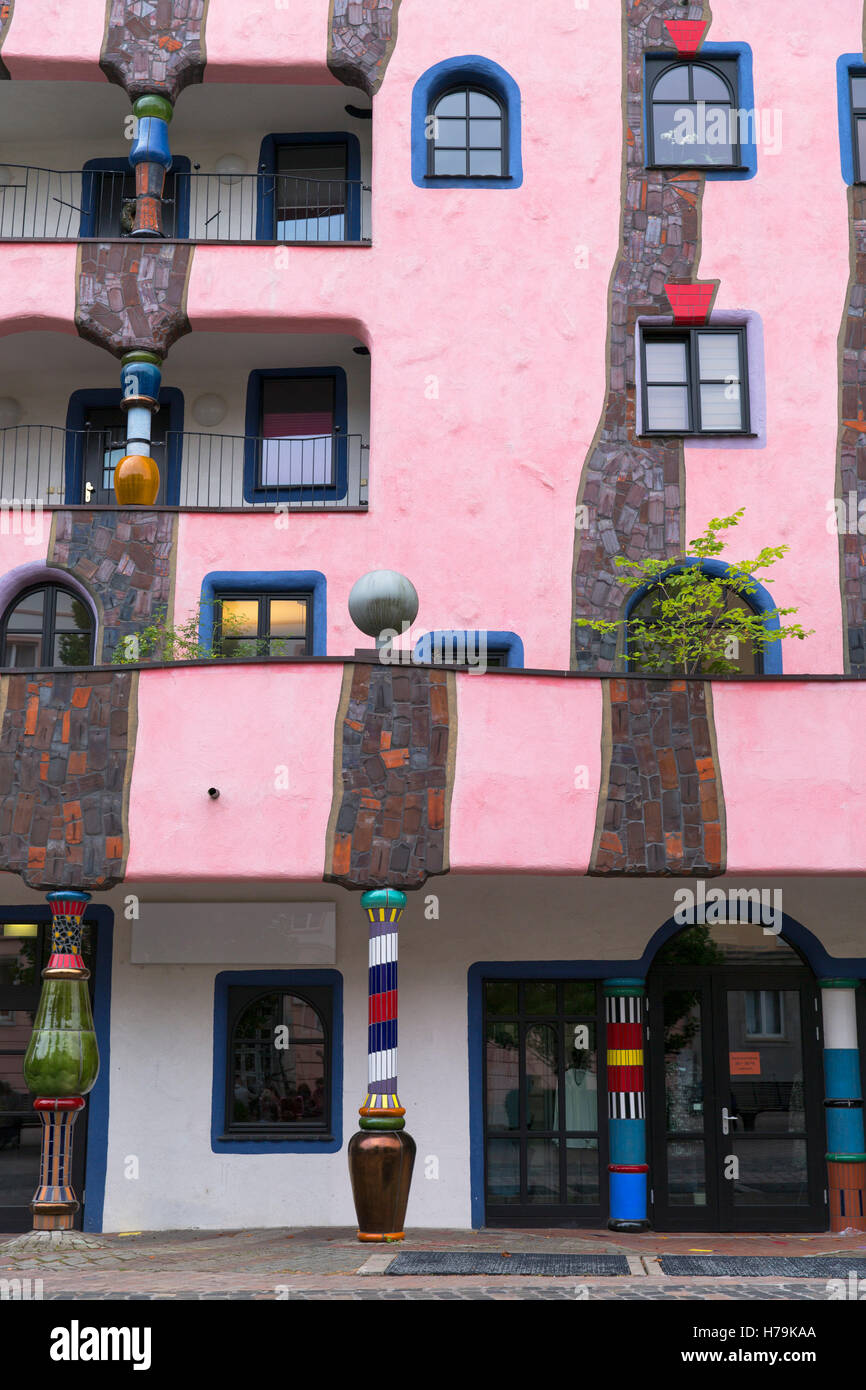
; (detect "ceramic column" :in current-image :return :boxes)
[821,979,866,1232]
[347,888,416,1241]
[605,978,650,1230]
[24,892,99,1230]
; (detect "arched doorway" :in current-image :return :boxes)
[647,921,826,1231]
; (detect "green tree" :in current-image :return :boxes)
[575,509,813,675]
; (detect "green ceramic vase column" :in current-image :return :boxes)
[23,891,99,1230]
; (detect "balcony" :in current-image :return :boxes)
[0,166,372,244]
[0,425,369,509]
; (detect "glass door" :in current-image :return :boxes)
[649,958,825,1231]
[483,979,606,1225]
[78,406,169,505]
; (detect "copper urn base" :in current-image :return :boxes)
[348,1128,416,1242]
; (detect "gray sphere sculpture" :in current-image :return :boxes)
[348,570,419,642]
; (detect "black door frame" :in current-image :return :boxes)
[0,920,96,1232]
[647,963,826,1232]
[482,978,609,1227]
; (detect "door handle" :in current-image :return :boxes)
[721,1106,730,1136]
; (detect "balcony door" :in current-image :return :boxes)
[75,405,169,505]
[647,926,826,1231]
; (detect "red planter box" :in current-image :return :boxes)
[663,19,709,55]
[664,281,716,325]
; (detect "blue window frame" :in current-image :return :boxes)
[256,133,362,242]
[212,971,343,1155]
[839,56,866,184]
[80,156,191,238]
[643,43,756,181]
[64,387,184,506]
[243,366,349,504]
[414,630,524,669]
[199,570,327,656]
[412,56,523,189]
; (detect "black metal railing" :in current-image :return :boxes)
[0,425,369,509]
[0,166,371,243]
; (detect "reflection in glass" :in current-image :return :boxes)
[487,1137,520,1202]
[485,982,518,1016]
[663,992,704,1133]
[486,1022,519,1131]
[667,1140,707,1206]
[566,1142,599,1204]
[526,1138,559,1203]
[730,1138,809,1206]
[231,992,326,1128]
[525,1024,557,1131]
[524,982,556,1015]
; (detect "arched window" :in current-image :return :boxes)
[428,85,506,178]
[0,584,95,668]
[628,581,762,674]
[226,987,331,1137]
[647,59,739,168]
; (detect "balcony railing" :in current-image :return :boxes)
[0,166,372,244]
[0,426,369,509]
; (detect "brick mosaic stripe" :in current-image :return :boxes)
[100,0,207,102]
[50,510,177,663]
[324,663,456,889]
[327,0,402,96]
[838,182,866,674]
[0,1,14,79]
[590,678,725,876]
[76,243,192,359]
[0,670,137,890]
[571,0,713,670]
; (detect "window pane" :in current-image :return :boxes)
[692,65,730,100]
[221,598,259,638]
[268,599,307,639]
[433,91,466,117]
[261,376,334,438]
[653,103,732,165]
[486,982,518,1016]
[469,90,500,116]
[486,1022,519,1131]
[276,144,347,178]
[525,1024,558,1130]
[564,982,596,1014]
[526,1137,559,1203]
[469,149,503,176]
[54,592,92,633]
[54,633,92,667]
[231,991,327,1128]
[487,1136,520,1202]
[566,1141,599,1204]
[433,149,466,175]
[699,382,743,430]
[469,118,502,149]
[698,332,741,380]
[652,65,691,100]
[858,118,866,179]
[433,118,467,148]
[645,340,688,383]
[525,982,556,1014]
[261,437,334,487]
[852,77,866,108]
[6,589,44,629]
[647,385,690,430]
[5,638,40,667]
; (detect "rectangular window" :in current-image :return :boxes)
[646,57,740,170]
[641,327,749,435]
[216,591,312,659]
[225,984,333,1140]
[745,990,784,1040]
[852,74,866,181]
[259,376,336,490]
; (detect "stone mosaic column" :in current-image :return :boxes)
[24,891,99,1230]
[821,979,866,1232]
[347,888,416,1240]
[605,978,649,1230]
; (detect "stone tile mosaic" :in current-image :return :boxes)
[76,243,192,359]
[328,0,402,96]
[100,0,207,102]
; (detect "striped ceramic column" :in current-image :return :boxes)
[605,978,649,1230]
[348,888,416,1242]
[24,892,99,1230]
[360,887,406,1127]
[821,979,866,1232]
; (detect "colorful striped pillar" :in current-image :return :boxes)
[604,978,650,1231]
[821,979,866,1232]
[347,888,416,1241]
[360,888,406,1127]
[24,892,99,1230]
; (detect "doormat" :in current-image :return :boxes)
[660,1256,866,1278]
[384,1252,631,1277]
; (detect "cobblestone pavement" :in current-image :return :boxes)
[2,1226,864,1300]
